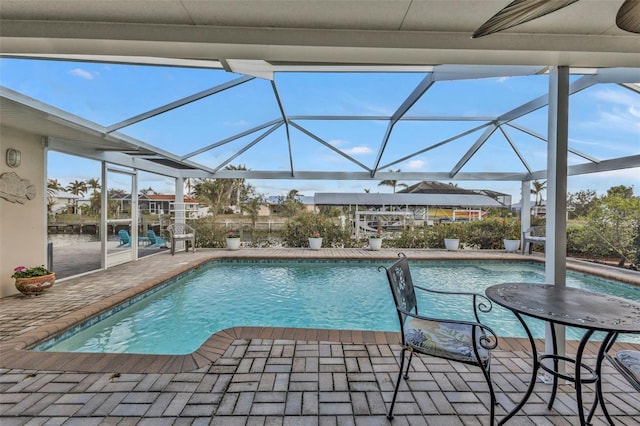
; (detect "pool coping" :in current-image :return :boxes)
[1,250,638,374]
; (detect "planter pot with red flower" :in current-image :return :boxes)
[11,265,55,296]
[308,237,323,250]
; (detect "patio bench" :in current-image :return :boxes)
[522,226,546,254]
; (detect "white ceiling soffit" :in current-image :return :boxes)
[2,54,224,69]
[1,0,639,68]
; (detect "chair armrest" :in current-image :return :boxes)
[413,284,494,322]
[398,308,499,351]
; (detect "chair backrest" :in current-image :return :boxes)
[118,229,130,243]
[166,222,194,235]
[147,230,157,243]
[381,253,417,316]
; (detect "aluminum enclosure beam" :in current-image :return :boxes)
[106,75,254,133]
[46,137,182,178]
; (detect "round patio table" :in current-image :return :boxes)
[485,282,640,426]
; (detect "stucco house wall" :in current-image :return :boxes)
[0,126,47,297]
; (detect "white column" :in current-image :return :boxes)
[131,170,138,261]
[520,180,531,248]
[100,162,107,269]
[545,66,569,368]
[174,177,185,250]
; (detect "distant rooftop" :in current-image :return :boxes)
[314,192,502,208]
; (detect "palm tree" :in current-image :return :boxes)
[65,180,87,214]
[225,164,247,208]
[66,180,87,197]
[85,178,101,196]
[46,179,64,215]
[531,180,547,206]
[193,179,231,217]
[378,169,408,193]
[184,178,194,197]
[286,189,300,200]
[47,178,64,198]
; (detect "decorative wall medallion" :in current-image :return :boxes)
[0,172,36,203]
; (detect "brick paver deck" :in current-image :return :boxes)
[1,248,639,424]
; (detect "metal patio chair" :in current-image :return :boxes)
[608,350,640,391]
[379,253,498,423]
[166,223,196,255]
[587,334,640,424]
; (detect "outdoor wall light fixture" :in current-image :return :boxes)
[6,148,21,168]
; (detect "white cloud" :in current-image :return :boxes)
[328,139,348,147]
[68,68,96,80]
[405,160,425,169]
[593,88,637,106]
[343,146,372,155]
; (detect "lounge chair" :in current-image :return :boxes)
[379,253,498,423]
[146,230,168,248]
[117,229,132,248]
[166,223,196,255]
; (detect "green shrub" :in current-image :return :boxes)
[282,212,351,247]
[388,228,432,248]
[567,223,618,259]
[465,217,519,249]
[190,217,227,248]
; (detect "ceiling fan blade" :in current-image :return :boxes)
[617,0,640,33]
[472,0,580,38]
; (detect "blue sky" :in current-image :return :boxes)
[1,58,638,201]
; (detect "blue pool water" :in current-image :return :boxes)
[40,260,640,354]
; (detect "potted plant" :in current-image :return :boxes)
[369,232,382,251]
[444,237,460,251]
[225,231,241,250]
[504,221,521,253]
[308,231,323,250]
[443,224,462,251]
[11,265,55,295]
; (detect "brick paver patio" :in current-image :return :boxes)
[1,248,639,424]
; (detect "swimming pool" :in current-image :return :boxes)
[39,260,640,354]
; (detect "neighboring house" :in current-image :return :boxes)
[314,181,504,231]
[474,189,512,208]
[265,195,316,215]
[140,194,201,218]
[511,200,553,218]
[109,194,202,218]
[48,190,89,215]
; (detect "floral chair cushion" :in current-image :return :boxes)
[614,350,640,386]
[404,317,489,364]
